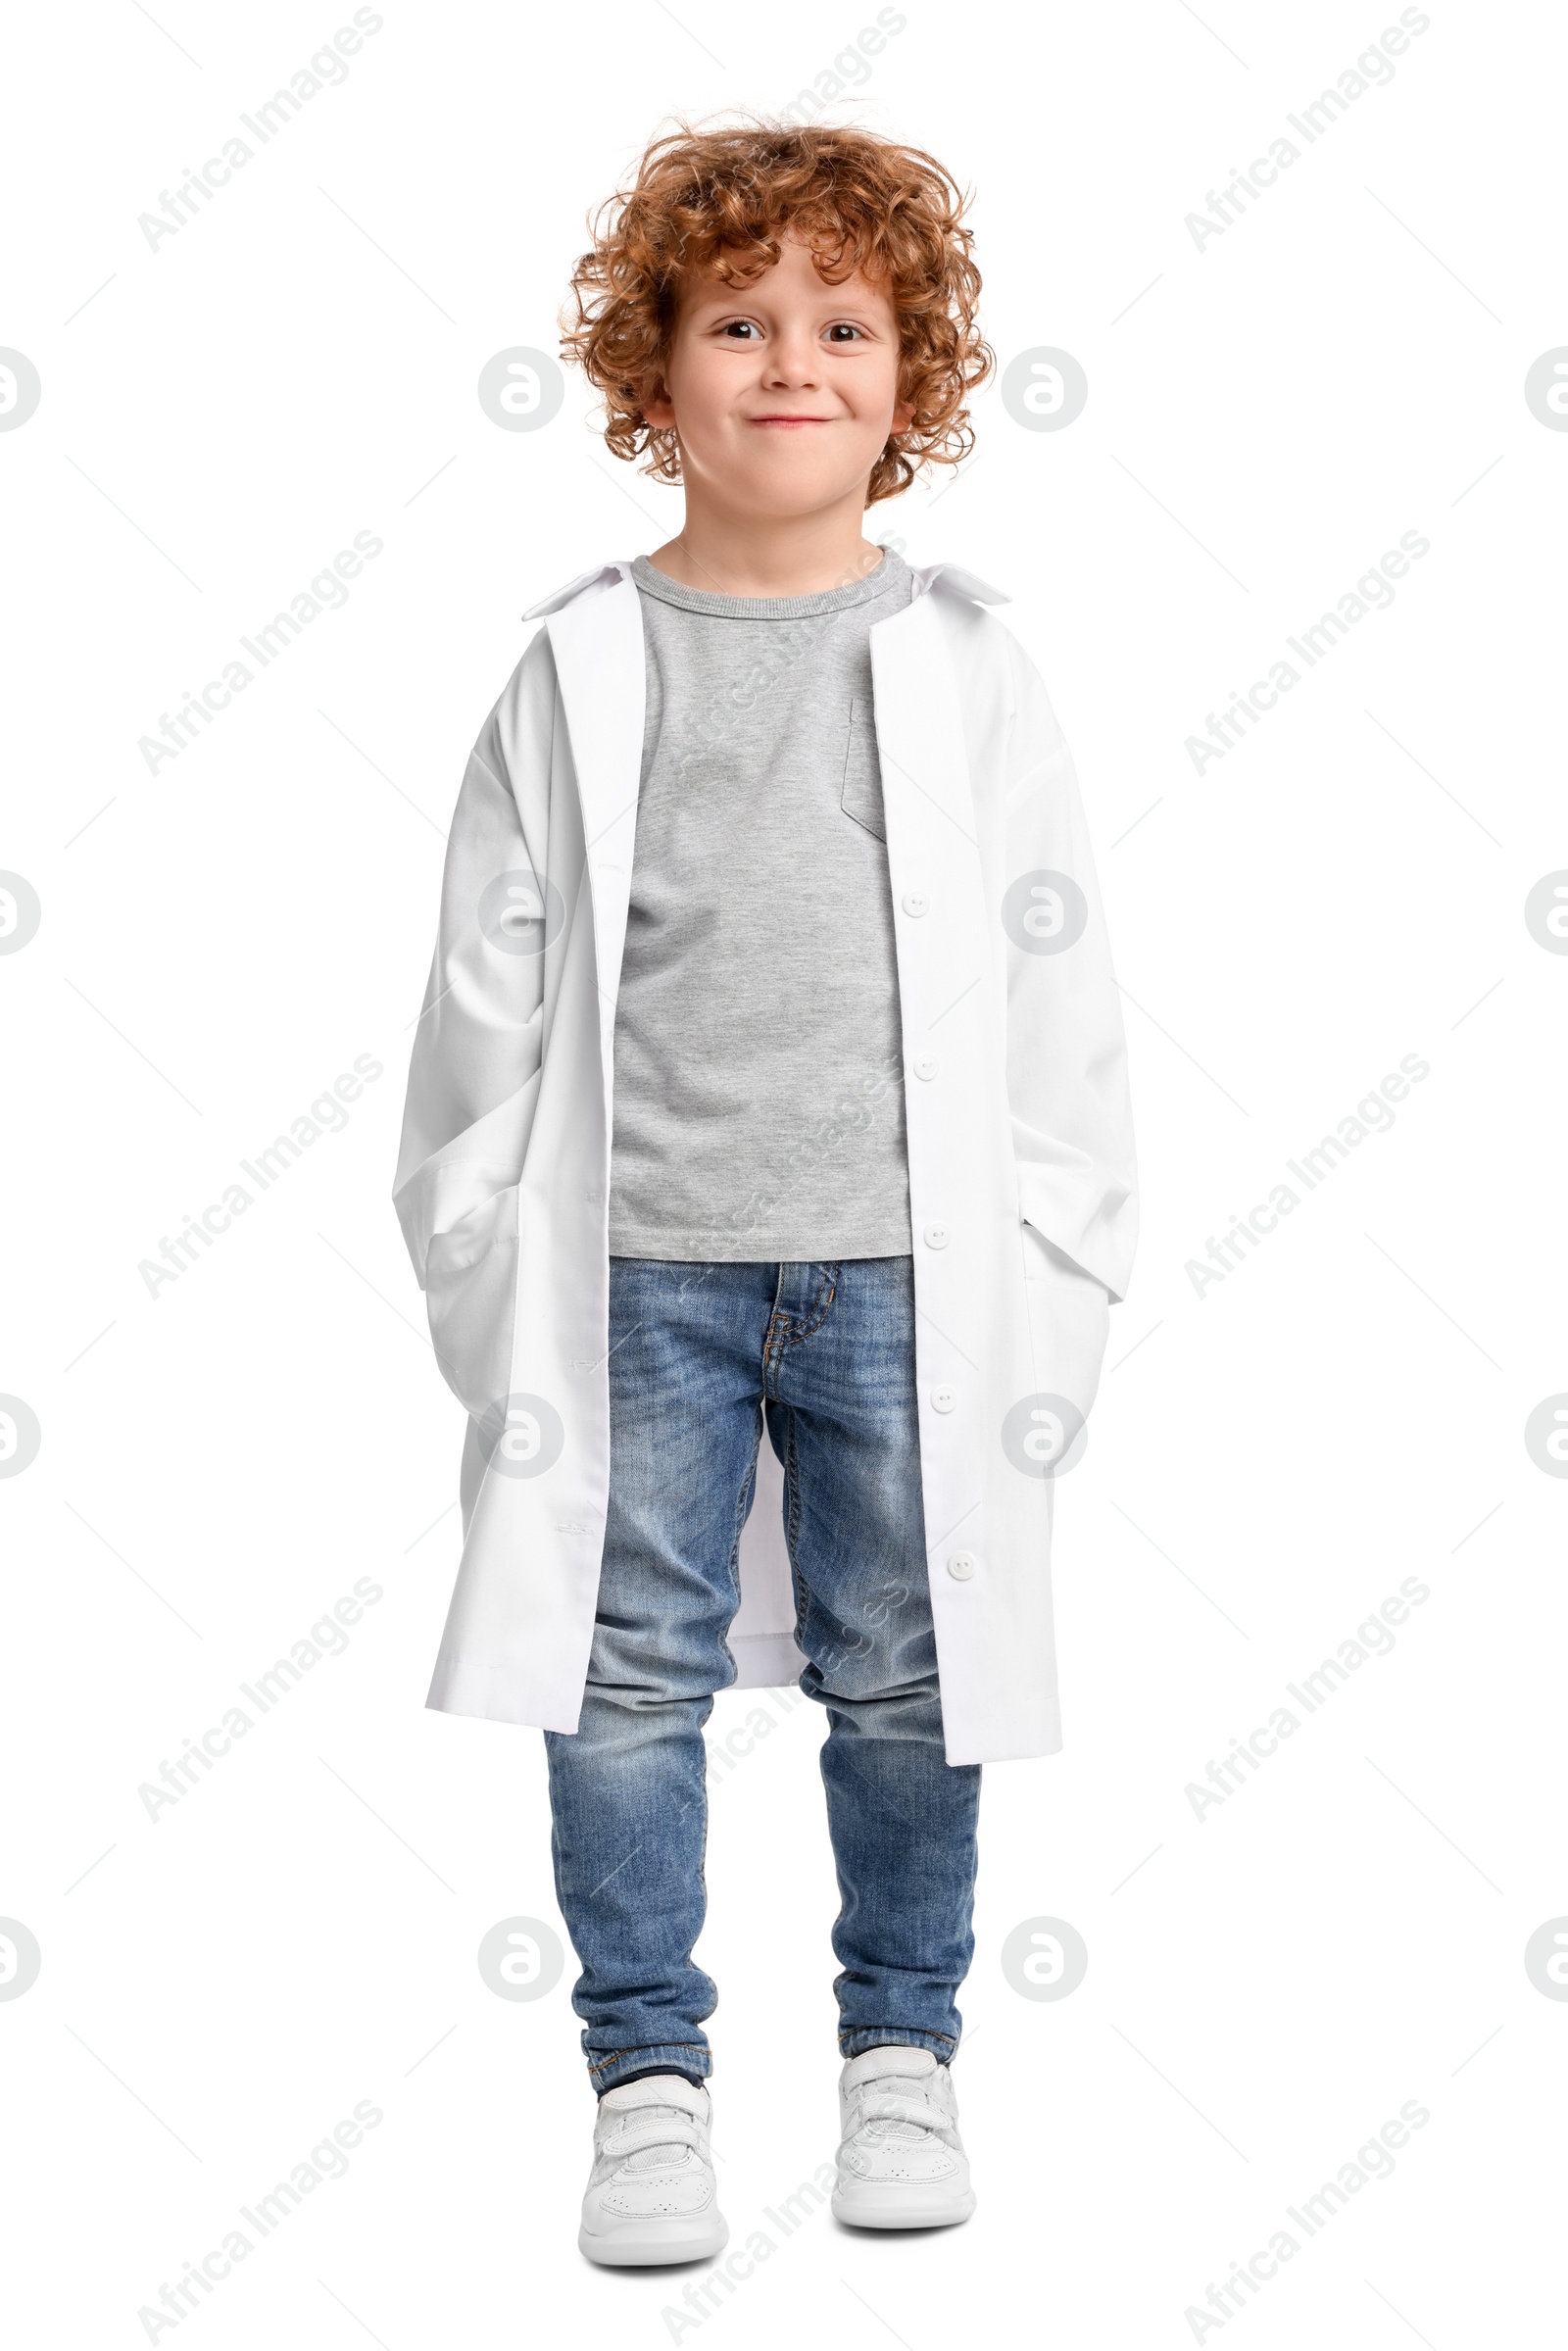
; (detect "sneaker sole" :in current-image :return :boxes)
[578,2214,729,2268]
[832,2183,976,2230]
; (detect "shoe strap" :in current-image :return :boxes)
[846,2086,954,2138]
[602,2108,708,2165]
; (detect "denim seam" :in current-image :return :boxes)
[762,1309,788,1398]
[838,2025,959,2047]
[721,1404,763,1628]
[779,1403,811,1642]
[762,1265,841,1396]
[588,2042,713,2081]
[791,1262,840,1345]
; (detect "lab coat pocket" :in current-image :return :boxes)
[840,697,887,840]
[1019,1215,1112,1433]
[423,1186,520,1423]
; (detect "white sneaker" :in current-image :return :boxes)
[832,2045,976,2229]
[578,2074,728,2267]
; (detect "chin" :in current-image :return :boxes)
[736,462,876,507]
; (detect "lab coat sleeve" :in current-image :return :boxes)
[1002,633,1139,1305]
[391,628,557,1416]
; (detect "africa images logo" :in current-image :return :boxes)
[478,1394,565,1479]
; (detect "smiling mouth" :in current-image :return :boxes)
[748,415,832,425]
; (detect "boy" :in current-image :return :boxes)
[393,120,1137,2266]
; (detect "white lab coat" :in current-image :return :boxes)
[393,557,1137,1765]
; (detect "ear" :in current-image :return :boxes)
[639,375,675,431]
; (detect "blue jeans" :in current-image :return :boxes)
[544,1257,982,2095]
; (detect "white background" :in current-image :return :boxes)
[4,0,1565,2342]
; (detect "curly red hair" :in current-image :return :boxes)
[560,118,993,507]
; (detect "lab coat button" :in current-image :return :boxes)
[947,1550,977,1581]
[902,890,930,918]
[923,1222,950,1249]
[913,1053,938,1081]
[931,1385,956,1413]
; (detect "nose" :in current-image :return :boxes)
[761,324,821,389]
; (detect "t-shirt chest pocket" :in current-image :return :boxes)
[840,696,887,841]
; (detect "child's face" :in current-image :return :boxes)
[643,231,912,521]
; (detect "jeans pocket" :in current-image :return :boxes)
[840,696,887,840]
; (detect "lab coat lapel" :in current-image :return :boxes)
[870,585,997,1576]
[870,584,977,849]
[541,573,646,1066]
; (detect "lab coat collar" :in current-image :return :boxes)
[521,561,635,619]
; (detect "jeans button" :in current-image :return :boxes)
[947,1550,977,1581]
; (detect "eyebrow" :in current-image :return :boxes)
[688,290,889,319]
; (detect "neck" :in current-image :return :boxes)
[646,485,889,598]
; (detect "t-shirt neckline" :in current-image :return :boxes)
[629,548,907,620]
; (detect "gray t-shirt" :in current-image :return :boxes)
[607,549,917,1261]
